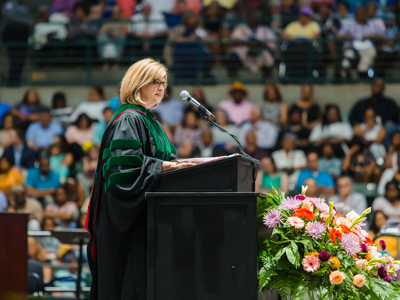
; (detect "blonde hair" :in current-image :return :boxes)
[120,58,168,107]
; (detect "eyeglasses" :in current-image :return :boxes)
[153,79,168,89]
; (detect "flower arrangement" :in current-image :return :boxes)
[258,186,400,300]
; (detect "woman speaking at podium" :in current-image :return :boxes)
[85,58,194,300]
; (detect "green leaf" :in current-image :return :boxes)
[286,247,296,265]
[275,248,286,261]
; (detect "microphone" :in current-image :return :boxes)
[180,90,215,119]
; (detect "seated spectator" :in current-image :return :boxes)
[0,156,23,193]
[353,108,386,159]
[342,136,380,183]
[282,7,321,40]
[28,237,47,263]
[272,133,307,173]
[304,178,318,197]
[54,134,85,166]
[67,1,99,41]
[384,130,400,170]
[255,156,289,193]
[259,83,287,126]
[222,1,246,32]
[170,12,214,79]
[93,107,114,145]
[10,89,44,129]
[65,114,95,146]
[349,79,397,127]
[52,0,80,18]
[191,129,230,157]
[185,88,215,128]
[365,2,385,31]
[174,110,202,151]
[51,92,73,128]
[39,216,61,256]
[202,1,225,64]
[97,5,129,70]
[297,151,335,196]
[152,86,184,127]
[69,86,108,123]
[227,10,276,77]
[278,106,311,151]
[26,155,61,201]
[369,210,388,239]
[244,132,268,161]
[329,176,368,216]
[79,145,99,195]
[64,177,86,207]
[45,186,79,228]
[0,113,15,152]
[309,104,353,148]
[337,6,385,78]
[26,108,64,151]
[219,82,253,126]
[289,84,321,129]
[373,181,400,220]
[3,129,36,170]
[129,3,167,59]
[211,110,238,151]
[49,142,73,182]
[280,0,299,29]
[238,107,279,151]
[7,184,43,222]
[319,143,342,179]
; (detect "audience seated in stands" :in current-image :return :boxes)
[289,84,321,130]
[49,142,73,182]
[51,92,73,128]
[191,129,230,157]
[174,110,202,153]
[7,184,43,223]
[0,113,15,152]
[297,151,335,196]
[238,107,279,151]
[329,176,368,215]
[93,107,114,145]
[272,132,307,173]
[68,1,99,41]
[3,129,36,170]
[64,177,86,207]
[44,186,79,228]
[369,210,388,239]
[319,143,342,179]
[219,81,253,126]
[152,86,184,127]
[26,108,64,151]
[255,156,289,193]
[259,83,287,126]
[244,131,268,161]
[11,89,44,129]
[39,216,61,257]
[373,181,400,220]
[378,155,400,195]
[0,156,23,193]
[303,177,318,197]
[52,0,80,18]
[69,86,108,123]
[282,6,321,40]
[65,114,95,146]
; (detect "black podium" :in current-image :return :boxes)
[146,156,258,300]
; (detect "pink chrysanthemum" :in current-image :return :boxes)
[279,197,301,211]
[306,221,326,239]
[287,217,305,229]
[302,255,320,273]
[341,233,361,255]
[263,208,283,228]
[308,197,329,213]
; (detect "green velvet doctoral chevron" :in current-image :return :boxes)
[102,155,143,177]
[102,138,143,160]
[104,170,141,195]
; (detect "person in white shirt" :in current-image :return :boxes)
[129,3,167,58]
[272,133,307,173]
[373,181,400,220]
[69,86,108,123]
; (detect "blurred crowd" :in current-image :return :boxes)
[3,0,400,85]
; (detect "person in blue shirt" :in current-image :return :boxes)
[3,128,36,169]
[26,154,60,200]
[26,108,64,151]
[297,151,335,196]
[92,107,114,145]
[0,102,10,126]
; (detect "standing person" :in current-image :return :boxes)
[1,0,33,86]
[85,59,195,300]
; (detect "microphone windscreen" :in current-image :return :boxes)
[180,90,189,101]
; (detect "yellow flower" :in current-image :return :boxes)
[308,251,319,257]
[329,257,341,269]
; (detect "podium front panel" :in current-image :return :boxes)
[147,192,258,300]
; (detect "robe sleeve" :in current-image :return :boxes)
[102,112,163,233]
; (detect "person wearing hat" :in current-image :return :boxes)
[282,6,321,40]
[218,81,254,126]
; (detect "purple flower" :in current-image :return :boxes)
[318,250,331,262]
[306,221,326,239]
[341,234,361,256]
[378,266,388,279]
[263,208,283,228]
[384,274,392,283]
[295,195,306,200]
[309,197,329,213]
[279,197,301,211]
[360,244,368,253]
[379,240,387,251]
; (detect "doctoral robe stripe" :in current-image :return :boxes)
[102,138,143,160]
[104,170,141,195]
[102,155,143,177]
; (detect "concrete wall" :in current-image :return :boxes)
[2,83,400,114]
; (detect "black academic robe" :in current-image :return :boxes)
[86,104,177,300]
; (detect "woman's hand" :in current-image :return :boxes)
[162,161,197,172]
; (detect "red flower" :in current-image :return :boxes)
[329,228,342,244]
[353,254,358,258]
[339,225,352,234]
[365,237,373,246]
[294,208,315,220]
[329,231,337,244]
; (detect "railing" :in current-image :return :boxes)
[0,37,398,86]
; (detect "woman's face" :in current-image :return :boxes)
[43,219,55,231]
[3,115,13,130]
[55,187,68,205]
[215,111,227,126]
[327,107,339,124]
[88,88,102,102]
[184,112,197,129]
[140,78,166,108]
[78,115,90,129]
[0,158,11,173]
[265,85,277,101]
[375,212,387,230]
[364,109,376,125]
[322,144,334,158]
[26,90,39,105]
[261,157,274,174]
[386,184,399,202]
